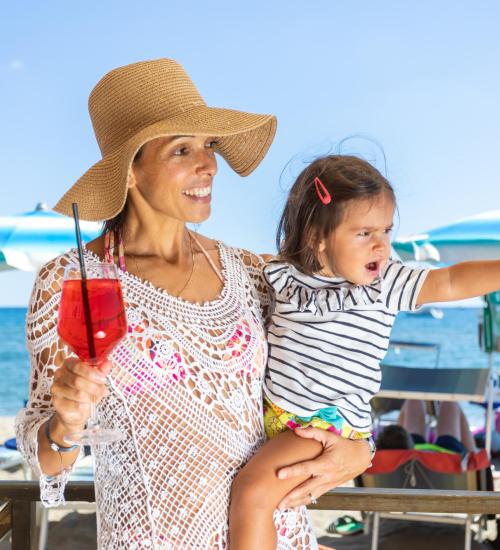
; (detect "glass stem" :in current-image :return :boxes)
[88,395,99,429]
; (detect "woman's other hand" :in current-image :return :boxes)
[51,357,112,429]
[276,427,371,509]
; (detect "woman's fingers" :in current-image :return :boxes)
[51,394,91,428]
[57,359,111,396]
[66,359,112,384]
[52,381,108,403]
[278,480,332,509]
[277,427,330,480]
[276,427,372,510]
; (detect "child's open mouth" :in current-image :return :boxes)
[365,261,380,275]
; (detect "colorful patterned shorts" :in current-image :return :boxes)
[263,397,371,441]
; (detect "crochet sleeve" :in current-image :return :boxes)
[381,259,431,312]
[231,248,274,327]
[15,255,83,507]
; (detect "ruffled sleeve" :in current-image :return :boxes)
[380,259,430,312]
[15,254,84,508]
[263,261,384,316]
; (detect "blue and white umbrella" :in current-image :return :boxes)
[392,210,500,455]
[0,203,100,272]
[392,210,500,265]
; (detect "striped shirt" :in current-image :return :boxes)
[263,259,430,432]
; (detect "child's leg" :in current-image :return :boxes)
[229,428,322,550]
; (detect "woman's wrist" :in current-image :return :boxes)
[46,414,84,451]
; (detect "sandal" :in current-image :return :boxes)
[326,515,364,536]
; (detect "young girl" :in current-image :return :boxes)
[229,154,500,550]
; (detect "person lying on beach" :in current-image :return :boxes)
[376,399,477,455]
[15,59,372,550]
[228,154,500,550]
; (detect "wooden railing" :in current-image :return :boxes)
[0,481,499,549]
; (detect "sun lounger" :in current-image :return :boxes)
[358,448,492,550]
[378,365,490,402]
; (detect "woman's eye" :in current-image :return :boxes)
[206,139,218,149]
[173,146,188,156]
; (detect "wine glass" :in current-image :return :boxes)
[57,262,127,445]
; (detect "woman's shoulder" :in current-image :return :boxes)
[36,249,78,282]
[218,241,275,270]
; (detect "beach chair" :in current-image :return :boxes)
[0,437,31,479]
[358,448,492,550]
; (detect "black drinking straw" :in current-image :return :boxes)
[72,203,96,361]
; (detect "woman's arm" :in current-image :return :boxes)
[15,256,108,505]
[417,259,500,306]
[275,427,372,509]
[37,358,111,476]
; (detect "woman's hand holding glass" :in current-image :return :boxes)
[51,358,113,432]
[56,262,127,445]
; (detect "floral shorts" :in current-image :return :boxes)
[263,397,371,441]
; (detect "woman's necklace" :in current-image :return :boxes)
[126,230,196,298]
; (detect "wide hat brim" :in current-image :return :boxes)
[54,105,277,221]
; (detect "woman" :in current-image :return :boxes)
[15,58,371,549]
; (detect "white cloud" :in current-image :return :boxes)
[9,59,24,71]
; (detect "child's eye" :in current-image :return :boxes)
[357,231,370,237]
[384,227,393,235]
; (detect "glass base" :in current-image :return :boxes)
[64,425,124,446]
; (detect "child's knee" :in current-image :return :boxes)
[230,467,275,512]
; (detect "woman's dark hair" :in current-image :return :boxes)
[277,155,395,274]
[101,146,144,235]
[376,425,414,450]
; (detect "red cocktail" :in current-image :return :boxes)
[58,278,127,363]
[58,263,127,445]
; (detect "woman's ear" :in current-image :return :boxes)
[127,171,137,189]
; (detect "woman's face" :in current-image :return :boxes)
[129,135,218,224]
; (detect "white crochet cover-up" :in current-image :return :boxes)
[15,243,318,550]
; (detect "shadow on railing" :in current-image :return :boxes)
[0,481,498,549]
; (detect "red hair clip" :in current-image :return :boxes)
[314,177,332,205]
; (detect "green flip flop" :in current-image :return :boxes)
[326,515,364,536]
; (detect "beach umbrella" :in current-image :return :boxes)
[392,210,500,456]
[392,210,500,264]
[0,203,100,272]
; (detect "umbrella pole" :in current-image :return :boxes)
[484,351,494,458]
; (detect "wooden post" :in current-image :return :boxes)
[0,502,12,541]
[11,500,36,550]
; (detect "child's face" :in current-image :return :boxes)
[319,193,395,285]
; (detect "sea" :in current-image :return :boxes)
[1,306,499,428]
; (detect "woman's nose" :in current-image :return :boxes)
[196,149,218,177]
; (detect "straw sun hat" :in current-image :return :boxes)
[54,58,277,221]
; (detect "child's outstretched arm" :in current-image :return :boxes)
[417,259,500,306]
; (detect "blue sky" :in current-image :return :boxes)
[1,1,499,306]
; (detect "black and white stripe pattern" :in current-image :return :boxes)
[263,260,429,431]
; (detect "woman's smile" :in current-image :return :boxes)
[182,185,212,203]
